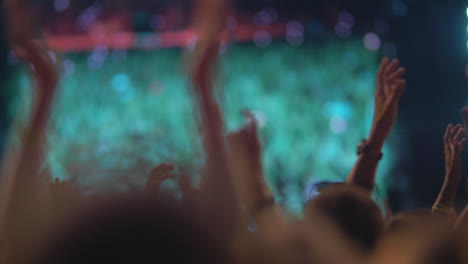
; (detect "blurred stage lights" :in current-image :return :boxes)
[253,31,272,48]
[63,59,75,77]
[391,0,408,17]
[364,32,381,51]
[54,0,70,12]
[330,117,347,134]
[286,21,304,46]
[334,12,354,39]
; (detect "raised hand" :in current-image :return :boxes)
[145,163,175,196]
[228,112,273,215]
[347,57,406,192]
[370,57,406,147]
[15,40,58,95]
[433,124,466,217]
[443,124,466,180]
[228,111,262,171]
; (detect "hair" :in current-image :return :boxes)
[304,184,383,251]
[33,194,230,264]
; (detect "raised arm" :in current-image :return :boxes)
[432,124,465,218]
[0,11,58,263]
[188,0,240,237]
[228,112,274,216]
[347,58,406,192]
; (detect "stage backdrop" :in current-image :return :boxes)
[5,40,406,213]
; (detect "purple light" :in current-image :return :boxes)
[88,45,108,69]
[218,41,227,55]
[7,50,18,65]
[48,51,57,64]
[364,33,381,51]
[253,31,272,48]
[338,12,355,27]
[286,21,304,46]
[265,8,278,21]
[149,15,167,31]
[335,23,352,38]
[254,10,273,26]
[54,0,70,12]
[227,16,237,30]
[139,35,160,49]
[76,5,102,31]
[330,117,347,134]
[186,36,198,51]
[63,59,75,76]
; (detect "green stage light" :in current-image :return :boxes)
[6,40,402,213]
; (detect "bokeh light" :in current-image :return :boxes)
[7,41,401,212]
[286,21,304,46]
[364,32,381,51]
[253,31,272,47]
[54,0,70,12]
[391,0,408,17]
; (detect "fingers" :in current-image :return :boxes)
[384,58,400,77]
[444,124,466,154]
[383,64,404,98]
[242,111,261,147]
[387,67,406,84]
[453,124,464,142]
[457,138,467,153]
[444,124,453,144]
[386,79,406,107]
[377,57,390,96]
[149,163,175,183]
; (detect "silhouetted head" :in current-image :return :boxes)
[34,194,229,264]
[304,184,383,251]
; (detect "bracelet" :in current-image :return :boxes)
[432,203,451,214]
[357,139,383,161]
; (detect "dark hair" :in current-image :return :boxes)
[304,184,383,251]
[34,194,229,264]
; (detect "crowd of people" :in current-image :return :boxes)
[2,0,468,263]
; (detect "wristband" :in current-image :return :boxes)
[357,139,383,160]
[432,203,451,214]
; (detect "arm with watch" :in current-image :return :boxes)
[347,57,406,193]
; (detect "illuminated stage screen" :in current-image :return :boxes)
[7,40,402,212]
